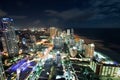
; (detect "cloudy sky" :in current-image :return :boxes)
[0,0,120,28]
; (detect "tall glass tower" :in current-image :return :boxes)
[1,18,19,57]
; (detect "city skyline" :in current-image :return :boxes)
[0,0,120,28]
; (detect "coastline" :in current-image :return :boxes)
[75,34,120,63]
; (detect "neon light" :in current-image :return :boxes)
[20,63,30,71]
[7,59,27,72]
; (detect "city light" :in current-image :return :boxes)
[0,25,120,80]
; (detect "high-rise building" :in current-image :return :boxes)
[53,36,64,49]
[66,29,75,47]
[69,36,75,47]
[89,43,95,57]
[69,46,77,58]
[84,43,95,58]
[49,27,57,38]
[78,39,84,51]
[30,35,36,50]
[61,31,66,39]
[30,35,36,43]
[56,51,61,67]
[0,18,19,57]
[67,28,74,36]
[67,29,70,35]
[0,53,6,80]
[1,37,7,52]
[90,59,120,77]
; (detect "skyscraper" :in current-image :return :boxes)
[84,43,95,58]
[89,43,95,58]
[0,18,19,57]
[53,36,64,49]
[56,51,61,67]
[78,39,85,51]
[49,27,57,38]
[0,53,6,80]
[67,29,70,36]
[1,37,7,52]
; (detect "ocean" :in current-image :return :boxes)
[74,28,120,53]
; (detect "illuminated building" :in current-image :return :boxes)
[49,27,57,38]
[30,35,36,43]
[67,29,70,35]
[89,43,95,58]
[0,54,6,80]
[1,37,7,52]
[30,35,36,49]
[68,36,75,47]
[22,37,26,45]
[90,51,120,77]
[69,46,77,58]
[67,28,74,36]
[56,51,61,67]
[56,30,62,37]
[61,31,66,39]
[90,59,120,77]
[0,18,19,57]
[16,35,20,42]
[84,43,95,58]
[65,29,75,45]
[53,36,64,49]
[78,39,85,51]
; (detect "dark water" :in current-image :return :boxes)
[74,28,120,53]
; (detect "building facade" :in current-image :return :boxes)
[0,54,6,80]
[53,36,64,49]
[49,27,57,38]
[90,60,120,77]
[0,18,19,57]
[84,43,95,58]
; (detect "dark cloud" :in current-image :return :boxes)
[45,8,95,21]
[21,0,120,28]
[44,0,120,22]
[90,0,120,17]
[10,15,27,19]
[45,9,83,20]
[1,0,120,28]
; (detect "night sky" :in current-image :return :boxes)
[0,0,120,28]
